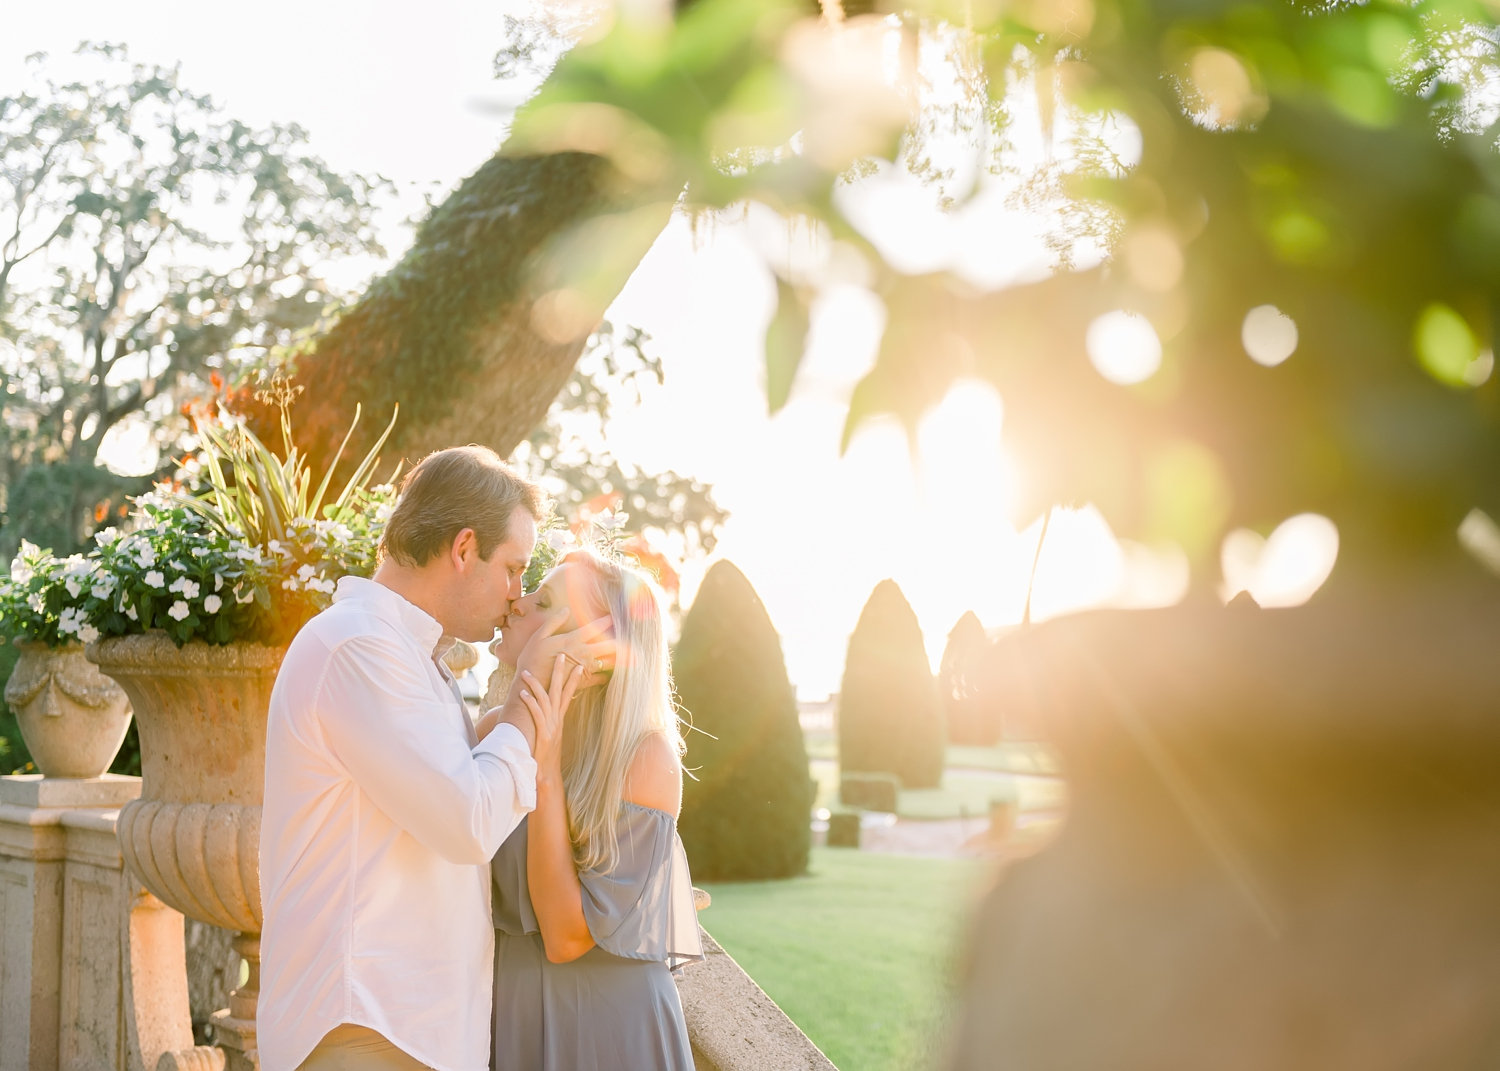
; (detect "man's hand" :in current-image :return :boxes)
[516,654,584,776]
[517,608,616,691]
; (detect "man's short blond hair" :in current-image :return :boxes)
[379,446,544,567]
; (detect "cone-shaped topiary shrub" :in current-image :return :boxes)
[940,610,996,746]
[838,579,945,788]
[675,560,813,880]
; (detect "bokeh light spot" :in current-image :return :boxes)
[1220,513,1339,608]
[1186,48,1267,128]
[1086,311,1162,385]
[1241,304,1298,366]
[1414,302,1483,388]
[1268,209,1329,263]
[1124,225,1183,292]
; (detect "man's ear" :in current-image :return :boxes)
[451,527,479,569]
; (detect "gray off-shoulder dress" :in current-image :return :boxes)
[490,802,704,1071]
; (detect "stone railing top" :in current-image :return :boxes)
[0,773,142,810]
[678,928,838,1071]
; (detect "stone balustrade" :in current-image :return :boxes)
[0,771,836,1071]
[0,775,194,1071]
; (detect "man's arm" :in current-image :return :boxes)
[316,633,536,865]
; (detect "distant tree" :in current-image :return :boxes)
[512,321,727,562]
[675,560,812,881]
[939,611,994,747]
[0,43,390,558]
[839,579,944,788]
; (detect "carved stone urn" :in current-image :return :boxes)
[4,639,132,778]
[88,632,285,1071]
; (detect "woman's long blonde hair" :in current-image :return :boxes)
[556,548,684,874]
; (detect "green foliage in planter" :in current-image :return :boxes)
[939,611,996,747]
[839,580,945,790]
[0,641,30,774]
[675,560,813,881]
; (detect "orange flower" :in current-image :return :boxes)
[621,534,680,595]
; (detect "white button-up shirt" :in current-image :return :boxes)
[259,577,535,1071]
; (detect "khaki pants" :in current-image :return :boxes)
[296,1024,433,1070]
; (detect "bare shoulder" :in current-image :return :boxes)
[622,731,683,817]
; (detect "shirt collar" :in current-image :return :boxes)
[334,576,452,662]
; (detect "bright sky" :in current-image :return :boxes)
[4,3,1338,697]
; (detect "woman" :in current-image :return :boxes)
[489,547,702,1071]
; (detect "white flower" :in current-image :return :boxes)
[204,594,223,614]
[58,607,85,635]
[134,487,174,512]
[296,564,317,582]
[233,545,259,563]
[27,592,45,613]
[170,560,188,574]
[93,527,120,548]
[125,604,138,622]
[281,578,300,591]
[144,570,166,590]
[167,600,190,622]
[234,585,255,605]
[10,541,41,583]
[267,540,284,555]
[596,509,628,531]
[91,575,117,600]
[190,546,211,558]
[64,576,83,599]
[136,545,157,568]
[308,577,336,595]
[169,577,200,600]
[77,624,99,644]
[546,528,576,551]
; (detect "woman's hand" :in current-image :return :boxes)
[517,608,617,691]
[516,653,584,776]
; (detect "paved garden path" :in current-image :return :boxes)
[856,808,1065,859]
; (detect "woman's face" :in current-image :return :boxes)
[489,561,604,667]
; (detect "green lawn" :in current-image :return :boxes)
[699,847,985,1071]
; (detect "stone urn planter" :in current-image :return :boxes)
[950,585,1500,1070]
[4,639,132,778]
[88,631,285,1071]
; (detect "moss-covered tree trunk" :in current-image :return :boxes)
[245,151,672,472]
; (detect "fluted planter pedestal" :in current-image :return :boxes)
[89,633,285,1071]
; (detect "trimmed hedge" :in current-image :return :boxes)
[840,772,900,813]
[838,579,944,789]
[939,611,996,746]
[675,560,813,881]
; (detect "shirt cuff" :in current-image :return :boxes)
[475,721,538,812]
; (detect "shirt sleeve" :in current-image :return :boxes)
[314,633,536,865]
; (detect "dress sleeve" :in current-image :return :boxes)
[578,804,705,972]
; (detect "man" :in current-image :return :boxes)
[259,446,610,1071]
